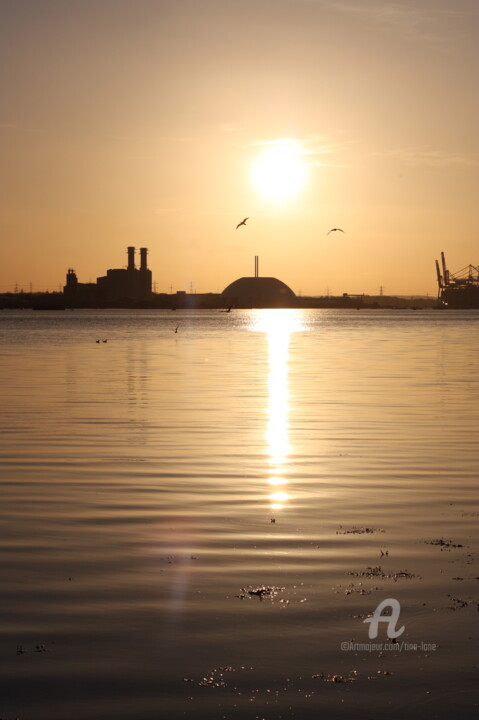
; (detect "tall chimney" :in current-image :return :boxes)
[127,246,135,271]
[140,247,148,271]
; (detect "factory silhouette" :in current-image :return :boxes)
[64,247,299,309]
[65,247,152,307]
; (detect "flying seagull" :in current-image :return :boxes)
[236,217,249,229]
[327,228,345,235]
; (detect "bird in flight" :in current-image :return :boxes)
[174,326,179,333]
[327,228,345,235]
[236,217,249,229]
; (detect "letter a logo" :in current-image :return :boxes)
[363,598,405,639]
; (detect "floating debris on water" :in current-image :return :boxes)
[337,526,385,535]
[159,554,199,565]
[312,670,360,683]
[237,585,285,600]
[369,670,393,678]
[447,595,473,611]
[334,582,378,596]
[348,566,420,580]
[353,612,373,619]
[425,538,464,549]
[16,643,48,655]
[198,673,227,688]
[186,665,252,690]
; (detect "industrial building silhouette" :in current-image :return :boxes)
[222,255,296,308]
[62,248,298,309]
[64,247,152,307]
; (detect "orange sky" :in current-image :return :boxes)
[1,0,478,295]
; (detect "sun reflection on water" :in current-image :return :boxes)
[251,310,305,511]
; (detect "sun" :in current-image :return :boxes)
[251,140,307,203]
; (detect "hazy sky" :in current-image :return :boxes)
[1,0,479,295]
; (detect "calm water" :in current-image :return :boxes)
[0,309,478,720]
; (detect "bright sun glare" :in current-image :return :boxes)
[251,141,307,203]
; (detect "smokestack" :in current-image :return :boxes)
[140,247,148,271]
[127,246,135,271]
[254,255,259,278]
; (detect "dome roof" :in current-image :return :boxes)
[222,276,296,308]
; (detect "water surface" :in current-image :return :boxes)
[0,309,478,719]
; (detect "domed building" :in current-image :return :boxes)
[222,259,296,308]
